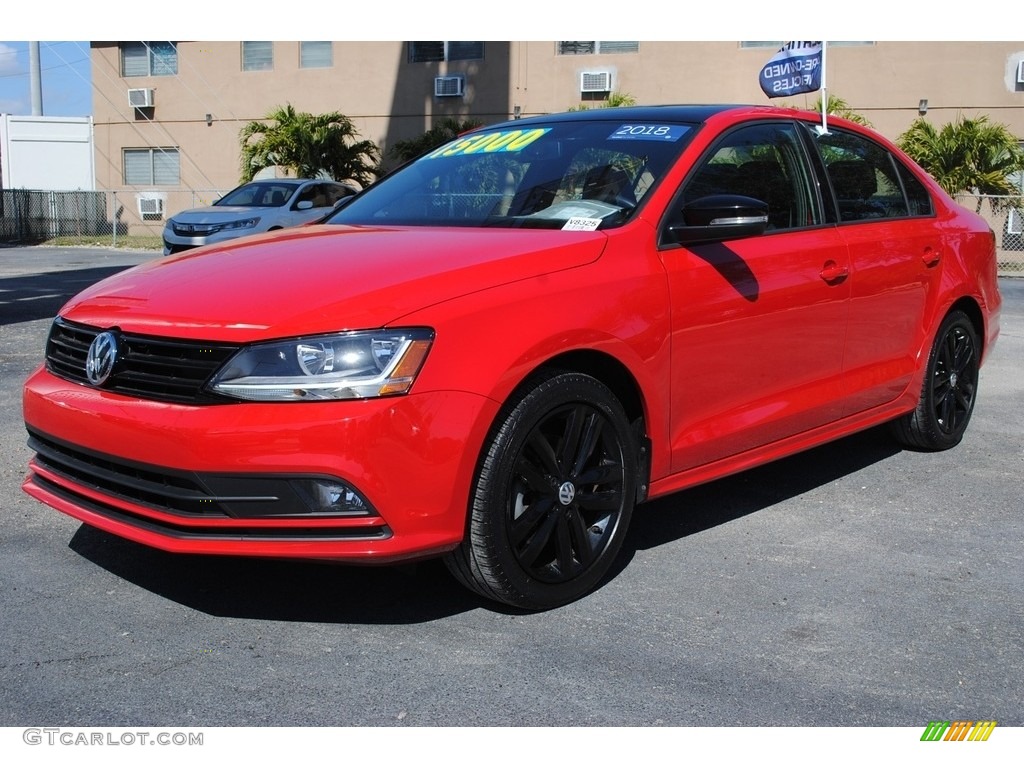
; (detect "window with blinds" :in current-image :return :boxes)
[120,42,178,77]
[300,41,332,68]
[124,148,180,186]
[408,42,483,62]
[242,42,274,71]
[558,42,639,55]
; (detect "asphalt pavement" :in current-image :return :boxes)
[1,247,1021,734]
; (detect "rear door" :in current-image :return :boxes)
[809,127,944,415]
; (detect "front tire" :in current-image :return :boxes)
[892,309,980,451]
[445,371,637,610]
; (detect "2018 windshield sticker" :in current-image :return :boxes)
[427,128,551,158]
[609,124,689,142]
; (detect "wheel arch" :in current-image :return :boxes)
[947,295,986,359]
[507,348,653,502]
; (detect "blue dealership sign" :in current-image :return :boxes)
[759,41,823,98]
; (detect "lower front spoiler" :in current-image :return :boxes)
[23,469,459,564]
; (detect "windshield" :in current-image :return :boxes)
[327,120,696,230]
[216,182,301,207]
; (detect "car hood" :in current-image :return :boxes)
[168,206,267,223]
[59,225,609,341]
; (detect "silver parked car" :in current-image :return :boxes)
[162,179,357,255]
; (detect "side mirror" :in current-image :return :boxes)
[296,200,314,211]
[667,194,769,245]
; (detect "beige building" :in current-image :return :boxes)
[89,41,1024,235]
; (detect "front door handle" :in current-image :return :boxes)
[820,260,849,284]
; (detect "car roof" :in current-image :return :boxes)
[245,179,341,187]
[480,104,846,135]
[498,104,756,128]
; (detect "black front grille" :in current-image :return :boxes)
[46,317,239,404]
[27,430,383,526]
[172,223,216,236]
[29,430,228,517]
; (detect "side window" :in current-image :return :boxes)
[896,162,934,216]
[295,184,329,208]
[324,184,354,206]
[682,122,820,230]
[816,129,931,221]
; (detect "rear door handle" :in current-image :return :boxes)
[922,247,941,268]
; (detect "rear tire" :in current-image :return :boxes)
[445,371,637,610]
[892,310,980,451]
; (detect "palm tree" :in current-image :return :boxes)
[239,104,380,187]
[898,114,1024,203]
[568,91,638,112]
[389,118,484,163]
[814,95,872,127]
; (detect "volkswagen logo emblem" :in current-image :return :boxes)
[85,331,119,386]
[557,481,576,506]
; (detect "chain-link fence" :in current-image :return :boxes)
[0,189,110,242]
[0,189,226,247]
[3,188,1023,275]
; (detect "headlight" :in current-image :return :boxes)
[220,217,260,231]
[207,329,434,401]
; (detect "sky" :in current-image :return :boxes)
[0,5,1011,119]
[0,41,92,116]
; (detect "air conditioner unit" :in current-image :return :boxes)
[136,193,165,218]
[1017,60,1024,85]
[580,71,612,93]
[1009,208,1023,236]
[128,88,155,108]
[434,76,464,98]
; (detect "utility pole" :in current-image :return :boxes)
[30,42,43,115]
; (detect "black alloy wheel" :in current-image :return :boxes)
[445,371,637,610]
[893,309,980,451]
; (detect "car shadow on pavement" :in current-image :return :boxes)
[604,425,903,583]
[0,266,135,326]
[67,426,902,623]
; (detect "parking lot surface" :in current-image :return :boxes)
[1,247,1022,728]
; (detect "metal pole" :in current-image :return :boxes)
[820,42,828,135]
[29,42,43,116]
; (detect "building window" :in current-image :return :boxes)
[300,41,332,68]
[558,42,639,55]
[121,42,178,77]
[408,42,483,62]
[124,148,180,186]
[242,42,274,71]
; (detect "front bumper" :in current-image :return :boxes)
[23,366,497,563]
[161,227,256,255]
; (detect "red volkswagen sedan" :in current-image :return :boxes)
[23,105,1001,609]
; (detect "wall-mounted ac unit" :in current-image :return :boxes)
[137,193,165,218]
[1017,60,1024,85]
[580,71,612,93]
[434,76,464,97]
[129,88,155,109]
[1009,208,1023,235]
